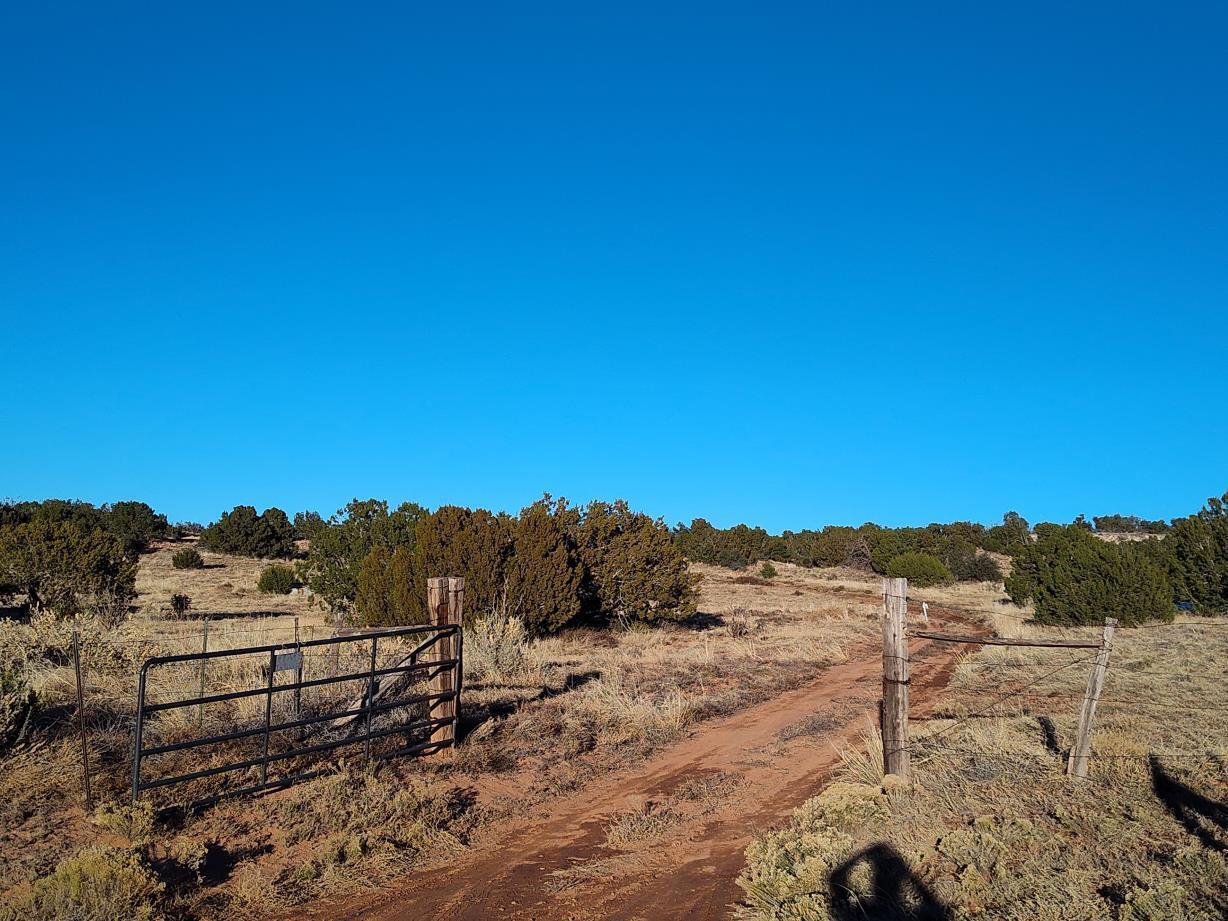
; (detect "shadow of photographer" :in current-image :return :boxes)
[828,843,952,921]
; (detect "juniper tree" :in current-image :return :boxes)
[506,497,583,635]
[982,511,1031,555]
[301,499,427,616]
[406,505,513,625]
[200,505,296,558]
[1005,525,1172,626]
[0,519,136,619]
[1163,492,1228,612]
[578,500,696,624]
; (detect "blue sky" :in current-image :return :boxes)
[2,3,1225,530]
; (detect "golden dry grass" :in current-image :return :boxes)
[1,555,889,918]
[738,607,1228,920]
[132,540,320,621]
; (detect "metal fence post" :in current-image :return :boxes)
[72,631,93,808]
[365,635,379,761]
[196,619,209,727]
[259,649,276,786]
[293,617,303,727]
[447,577,464,748]
[131,664,149,804]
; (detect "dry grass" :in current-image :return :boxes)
[0,555,888,918]
[604,802,682,849]
[739,608,1228,920]
[133,540,318,620]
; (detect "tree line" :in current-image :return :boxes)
[0,496,696,635]
[671,517,1009,586]
[301,497,695,634]
[181,496,698,633]
[1006,494,1228,626]
[675,493,1228,626]
[3,492,1225,630]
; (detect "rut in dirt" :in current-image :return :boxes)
[299,608,974,921]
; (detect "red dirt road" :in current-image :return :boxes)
[299,619,970,921]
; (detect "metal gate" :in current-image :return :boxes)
[130,622,461,805]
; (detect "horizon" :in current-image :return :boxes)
[3,4,1226,533]
[1,486,1216,535]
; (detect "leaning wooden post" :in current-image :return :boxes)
[426,577,459,751]
[1067,617,1117,779]
[881,578,910,777]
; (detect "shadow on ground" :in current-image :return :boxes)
[1151,756,1227,852]
[828,843,953,921]
[458,671,601,740]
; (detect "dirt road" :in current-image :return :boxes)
[301,614,970,921]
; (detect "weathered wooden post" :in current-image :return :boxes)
[427,577,462,750]
[1067,617,1117,779]
[881,577,910,777]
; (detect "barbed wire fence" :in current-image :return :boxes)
[880,578,1228,785]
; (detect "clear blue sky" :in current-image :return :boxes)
[2,3,1225,531]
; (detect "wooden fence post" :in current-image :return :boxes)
[427,577,461,751]
[1067,617,1117,778]
[882,577,910,777]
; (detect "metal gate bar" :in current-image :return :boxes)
[131,623,461,804]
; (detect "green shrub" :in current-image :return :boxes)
[1093,514,1169,534]
[257,564,296,595]
[944,544,1003,582]
[171,548,204,570]
[0,519,136,620]
[759,562,777,579]
[673,519,786,571]
[200,505,296,558]
[0,845,164,921]
[293,510,328,541]
[0,499,169,558]
[1163,492,1228,613]
[404,506,513,626]
[579,500,697,624]
[1005,525,1173,626]
[169,593,192,616]
[301,499,426,615]
[784,527,858,568]
[505,498,584,635]
[103,501,169,556]
[354,545,418,626]
[981,511,1031,555]
[885,552,953,587]
[965,553,1003,583]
